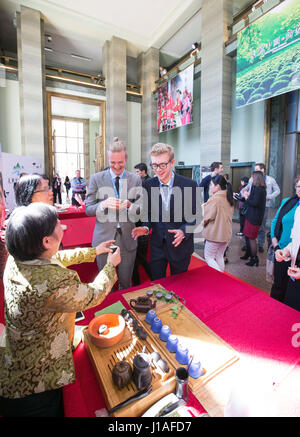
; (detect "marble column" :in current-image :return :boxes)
[102,36,127,152]
[269,94,285,205]
[17,6,46,165]
[137,47,159,164]
[200,0,233,174]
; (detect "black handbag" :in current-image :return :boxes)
[240,203,248,216]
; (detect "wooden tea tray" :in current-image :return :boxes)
[83,324,176,417]
[123,286,239,393]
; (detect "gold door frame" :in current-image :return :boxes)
[46,91,106,179]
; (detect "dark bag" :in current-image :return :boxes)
[240,203,248,216]
[266,244,275,283]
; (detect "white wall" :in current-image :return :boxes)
[0,80,22,155]
[127,100,141,172]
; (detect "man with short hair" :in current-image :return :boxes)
[132,163,151,285]
[132,143,198,280]
[85,138,142,290]
[199,162,223,203]
[134,163,150,181]
[71,170,87,206]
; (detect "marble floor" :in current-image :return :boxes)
[194,220,272,294]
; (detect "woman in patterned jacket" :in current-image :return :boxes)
[0,202,120,417]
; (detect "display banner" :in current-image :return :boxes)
[157,64,194,133]
[236,0,300,108]
[0,152,43,212]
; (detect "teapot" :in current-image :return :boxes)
[132,352,152,390]
[130,296,156,313]
[112,359,132,390]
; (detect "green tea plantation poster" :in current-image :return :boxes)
[236,0,300,108]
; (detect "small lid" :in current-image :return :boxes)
[134,354,149,368]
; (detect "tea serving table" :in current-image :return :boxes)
[63,264,300,417]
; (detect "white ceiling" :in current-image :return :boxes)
[51,96,100,121]
[0,0,253,75]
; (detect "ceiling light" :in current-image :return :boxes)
[70,54,92,62]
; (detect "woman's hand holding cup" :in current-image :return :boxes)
[108,246,121,267]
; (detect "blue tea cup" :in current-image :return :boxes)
[159,325,171,342]
[175,344,189,365]
[145,309,156,325]
[166,335,178,353]
[188,359,203,379]
[151,317,162,334]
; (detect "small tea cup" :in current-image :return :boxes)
[166,335,178,353]
[175,344,189,365]
[151,317,162,334]
[159,325,171,342]
[188,358,203,379]
[145,309,156,325]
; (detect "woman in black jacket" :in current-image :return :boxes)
[240,171,266,266]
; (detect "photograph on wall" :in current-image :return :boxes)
[236,0,300,108]
[157,64,194,132]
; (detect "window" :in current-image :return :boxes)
[52,118,86,179]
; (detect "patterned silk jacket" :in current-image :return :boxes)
[0,247,117,399]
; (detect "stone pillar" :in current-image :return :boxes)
[17,6,46,165]
[137,47,159,164]
[269,94,285,206]
[200,0,233,173]
[102,36,127,152]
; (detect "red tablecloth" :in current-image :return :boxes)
[60,216,96,248]
[63,265,300,417]
[58,205,87,219]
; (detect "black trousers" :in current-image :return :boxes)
[132,235,152,286]
[0,388,64,417]
[53,189,62,204]
[239,212,246,233]
[270,258,290,303]
[150,240,191,280]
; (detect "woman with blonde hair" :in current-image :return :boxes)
[202,174,234,272]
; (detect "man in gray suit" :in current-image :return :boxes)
[85,137,142,290]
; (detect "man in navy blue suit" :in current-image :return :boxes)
[132,143,198,280]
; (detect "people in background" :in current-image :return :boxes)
[134,163,150,182]
[275,203,300,311]
[85,137,142,290]
[132,162,152,286]
[202,174,234,272]
[0,171,7,279]
[132,143,197,280]
[15,173,53,206]
[270,175,300,303]
[52,172,62,204]
[199,162,223,203]
[234,176,249,237]
[71,170,87,207]
[242,163,280,253]
[0,202,120,417]
[240,171,266,267]
[64,176,71,200]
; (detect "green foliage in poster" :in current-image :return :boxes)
[236,0,300,108]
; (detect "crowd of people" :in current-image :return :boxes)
[0,138,299,417]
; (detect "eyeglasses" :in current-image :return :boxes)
[150,160,171,170]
